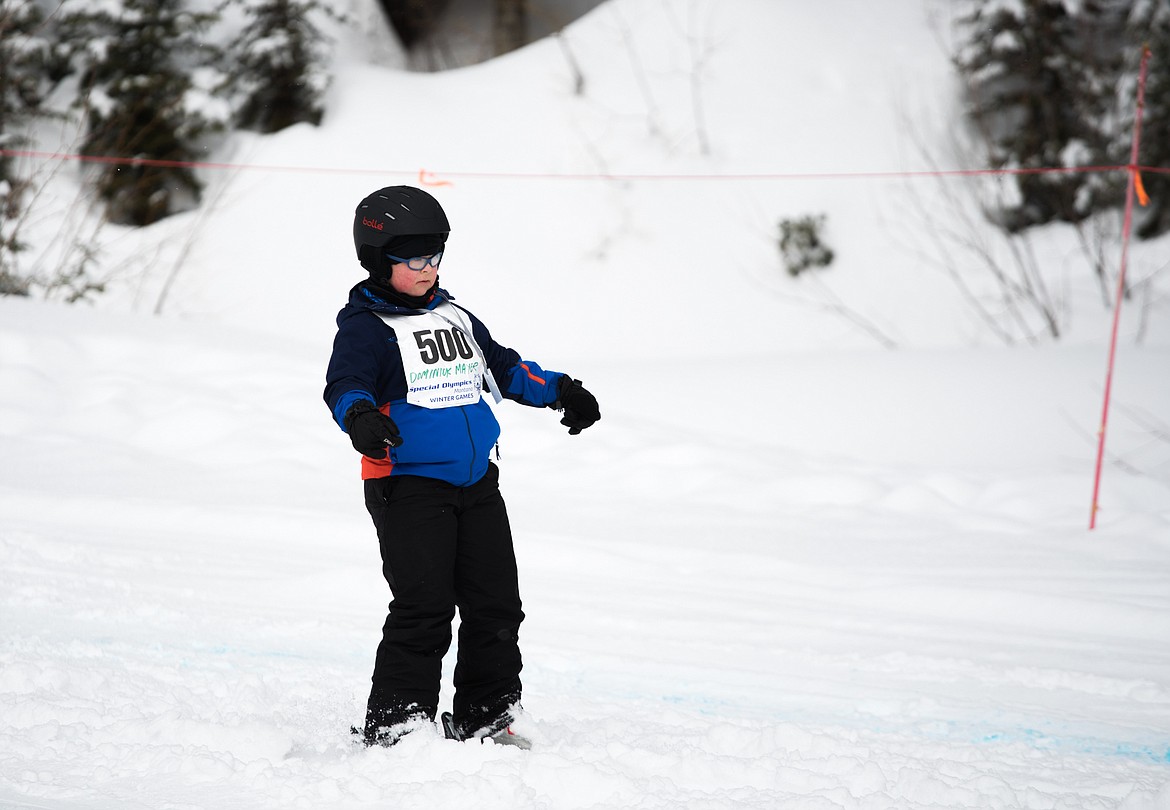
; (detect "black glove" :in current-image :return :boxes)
[343,400,403,458]
[554,376,600,435]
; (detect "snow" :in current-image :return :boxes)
[3,0,1170,808]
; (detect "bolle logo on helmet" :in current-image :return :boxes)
[362,216,384,231]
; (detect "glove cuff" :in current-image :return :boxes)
[552,374,577,409]
[343,399,379,432]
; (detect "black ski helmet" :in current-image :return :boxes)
[353,185,450,272]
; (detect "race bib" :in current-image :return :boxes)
[376,305,501,409]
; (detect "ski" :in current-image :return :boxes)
[440,712,462,741]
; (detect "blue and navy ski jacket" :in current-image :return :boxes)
[324,282,565,486]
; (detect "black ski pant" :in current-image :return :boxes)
[362,463,524,736]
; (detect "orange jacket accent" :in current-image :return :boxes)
[360,403,396,480]
[519,363,546,385]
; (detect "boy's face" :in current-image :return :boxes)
[388,256,438,297]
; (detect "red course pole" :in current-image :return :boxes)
[1089,45,1152,530]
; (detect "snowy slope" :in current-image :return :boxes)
[2,295,1169,809]
[26,0,1168,355]
[3,0,1170,807]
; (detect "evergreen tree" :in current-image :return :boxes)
[225,0,331,133]
[60,0,224,227]
[1127,0,1170,238]
[0,0,58,295]
[954,0,1118,231]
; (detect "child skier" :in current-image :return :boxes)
[323,185,600,748]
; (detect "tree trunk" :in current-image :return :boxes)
[494,0,528,56]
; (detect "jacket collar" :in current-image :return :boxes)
[349,281,452,315]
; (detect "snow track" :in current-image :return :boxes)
[2,299,1168,808]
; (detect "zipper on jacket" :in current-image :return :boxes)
[461,408,475,485]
